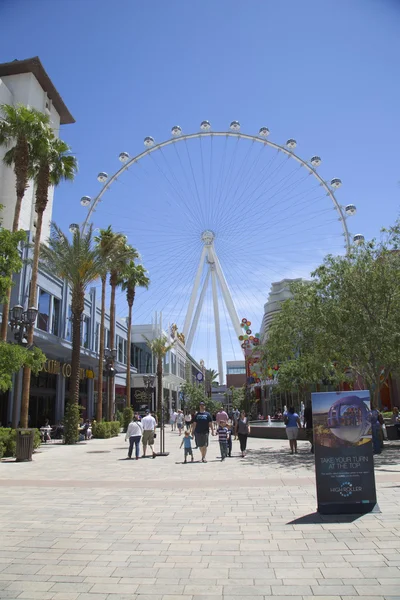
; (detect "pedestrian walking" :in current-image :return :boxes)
[236,410,250,457]
[284,406,301,454]
[232,408,240,439]
[184,412,192,430]
[303,401,314,453]
[125,415,143,460]
[180,430,194,463]
[217,420,229,461]
[216,407,229,431]
[176,410,184,435]
[141,409,157,458]
[226,420,233,457]
[191,401,214,463]
[371,404,383,454]
[170,410,178,431]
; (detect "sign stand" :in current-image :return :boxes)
[312,390,378,515]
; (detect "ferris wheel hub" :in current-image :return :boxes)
[201,230,215,245]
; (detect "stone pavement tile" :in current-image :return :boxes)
[356,587,400,596]
[0,591,23,599]
[50,594,80,600]
[189,569,227,579]
[50,583,94,593]
[17,593,54,599]
[311,586,357,595]
[49,576,86,583]
[270,586,313,596]
[38,565,84,576]
[0,573,51,582]
[76,595,108,600]
[84,577,123,585]
[377,577,400,584]
[2,563,43,575]
[111,567,158,578]
[227,569,275,579]
[90,584,138,595]
[274,568,322,579]
[360,567,400,577]
[79,567,117,577]
[5,581,54,591]
[319,567,363,578]
[222,585,271,596]
[218,578,257,585]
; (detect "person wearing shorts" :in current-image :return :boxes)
[191,401,214,462]
[176,410,184,435]
[141,410,157,458]
[284,407,301,454]
[180,431,194,463]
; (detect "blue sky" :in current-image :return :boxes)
[1,0,400,377]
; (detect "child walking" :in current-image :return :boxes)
[180,430,194,463]
[217,420,229,461]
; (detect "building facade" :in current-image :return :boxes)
[131,323,205,413]
[0,56,75,240]
[0,234,133,427]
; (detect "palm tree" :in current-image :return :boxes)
[144,335,175,453]
[144,335,175,415]
[117,262,149,407]
[37,224,102,439]
[205,368,219,396]
[94,227,128,422]
[20,135,77,418]
[0,104,49,341]
[108,241,138,419]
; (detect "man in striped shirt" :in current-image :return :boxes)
[217,421,229,461]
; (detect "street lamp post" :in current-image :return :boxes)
[104,348,117,420]
[9,305,38,428]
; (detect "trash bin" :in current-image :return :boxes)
[15,428,36,462]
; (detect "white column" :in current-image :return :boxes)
[187,269,210,351]
[211,266,224,385]
[183,245,207,337]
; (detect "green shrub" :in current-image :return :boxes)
[122,407,133,432]
[92,421,120,438]
[92,421,111,439]
[64,403,80,445]
[110,421,120,437]
[33,429,41,450]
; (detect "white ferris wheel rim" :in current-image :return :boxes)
[81,129,351,252]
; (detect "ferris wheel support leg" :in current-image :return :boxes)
[183,246,207,338]
[212,252,242,339]
[187,269,210,352]
[211,267,224,386]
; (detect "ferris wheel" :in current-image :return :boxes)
[74,121,361,382]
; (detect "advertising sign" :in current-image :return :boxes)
[312,390,377,514]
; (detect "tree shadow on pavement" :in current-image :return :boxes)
[244,446,316,471]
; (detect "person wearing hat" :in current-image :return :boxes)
[191,401,214,463]
[141,409,157,458]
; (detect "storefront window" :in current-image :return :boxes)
[51,297,61,335]
[65,306,72,341]
[95,323,100,354]
[118,336,124,363]
[38,289,51,332]
[171,352,177,375]
[82,315,91,349]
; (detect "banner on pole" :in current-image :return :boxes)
[311,390,377,514]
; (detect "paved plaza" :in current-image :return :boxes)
[1,431,400,600]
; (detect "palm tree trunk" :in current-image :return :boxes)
[20,206,45,427]
[96,275,106,422]
[126,301,133,407]
[70,290,84,405]
[109,280,116,420]
[1,139,30,342]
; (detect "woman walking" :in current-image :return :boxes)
[125,415,143,460]
[284,407,301,454]
[236,410,250,457]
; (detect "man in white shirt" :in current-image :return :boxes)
[141,410,157,458]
